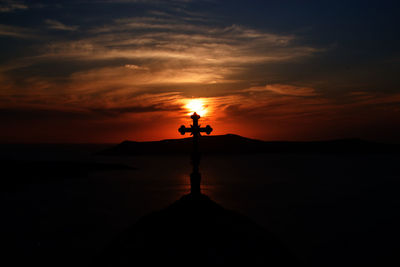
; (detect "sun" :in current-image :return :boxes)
[184,98,207,116]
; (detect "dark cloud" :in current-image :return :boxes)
[0,102,183,122]
[90,104,183,117]
[0,0,28,13]
[44,19,78,31]
[0,107,95,122]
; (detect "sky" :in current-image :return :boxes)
[1,0,400,143]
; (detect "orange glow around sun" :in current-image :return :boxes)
[184,98,208,116]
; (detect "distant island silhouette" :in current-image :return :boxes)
[100,134,400,155]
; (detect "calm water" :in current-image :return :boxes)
[1,145,399,266]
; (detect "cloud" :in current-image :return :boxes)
[0,0,28,12]
[90,103,182,117]
[0,24,36,38]
[45,19,78,31]
[124,64,149,70]
[0,17,320,98]
[32,16,319,69]
[0,6,323,95]
[0,107,92,122]
[0,90,185,133]
[243,84,317,96]
[349,91,400,106]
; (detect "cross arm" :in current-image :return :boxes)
[199,125,213,135]
[178,125,193,135]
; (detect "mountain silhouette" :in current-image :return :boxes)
[100,134,400,155]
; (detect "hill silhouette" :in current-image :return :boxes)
[100,134,400,155]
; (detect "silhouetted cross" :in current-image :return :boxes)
[178,112,212,195]
[178,112,212,137]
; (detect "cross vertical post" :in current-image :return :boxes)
[178,112,213,195]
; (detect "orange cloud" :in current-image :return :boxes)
[243,84,317,96]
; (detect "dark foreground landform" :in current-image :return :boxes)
[97,193,298,266]
[1,143,399,266]
[101,134,400,155]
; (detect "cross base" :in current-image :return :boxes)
[190,171,201,195]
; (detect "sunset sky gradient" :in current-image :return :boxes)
[1,0,400,143]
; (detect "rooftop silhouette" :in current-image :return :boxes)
[98,193,298,265]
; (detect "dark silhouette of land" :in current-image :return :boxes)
[1,138,399,266]
[98,193,298,266]
[101,134,400,155]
